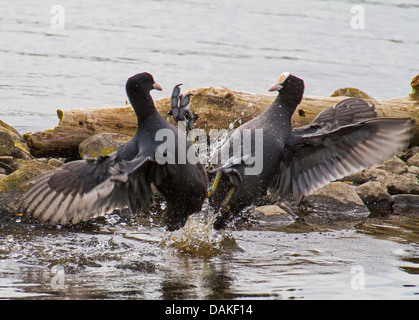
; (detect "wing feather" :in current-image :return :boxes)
[271,118,414,201]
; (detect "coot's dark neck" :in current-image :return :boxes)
[267,80,304,120]
[267,94,300,121]
[128,90,159,124]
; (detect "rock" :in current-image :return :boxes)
[355,181,394,216]
[0,160,57,216]
[354,156,419,195]
[380,173,419,195]
[0,131,15,156]
[343,165,419,195]
[407,153,419,167]
[253,204,297,227]
[0,158,38,174]
[343,166,391,185]
[407,166,419,178]
[392,194,419,216]
[11,141,32,160]
[299,182,370,224]
[378,156,408,174]
[1,120,32,163]
[78,133,132,159]
[0,120,22,142]
[0,156,15,174]
[407,165,419,176]
[330,87,374,100]
[47,158,64,167]
[399,146,419,162]
[0,160,56,194]
[341,170,366,185]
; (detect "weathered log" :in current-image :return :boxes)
[24,81,419,157]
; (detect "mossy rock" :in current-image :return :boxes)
[0,136,32,160]
[14,141,30,153]
[0,160,57,217]
[0,131,14,156]
[330,87,374,100]
[47,158,64,167]
[0,121,31,161]
[0,160,56,194]
[11,141,32,160]
[78,133,132,159]
[0,120,22,142]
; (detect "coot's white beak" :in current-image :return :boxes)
[269,72,290,92]
[268,83,283,92]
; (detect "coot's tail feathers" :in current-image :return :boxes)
[19,155,116,225]
[292,98,377,137]
[271,117,415,202]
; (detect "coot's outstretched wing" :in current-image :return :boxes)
[292,98,377,137]
[270,117,414,202]
[20,154,117,225]
[20,155,158,225]
[68,156,157,223]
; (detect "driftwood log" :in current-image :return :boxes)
[25,78,419,158]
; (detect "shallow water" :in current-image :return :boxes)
[0,0,418,300]
[0,211,418,300]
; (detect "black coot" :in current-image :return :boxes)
[20,72,208,231]
[210,73,414,229]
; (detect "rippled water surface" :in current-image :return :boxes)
[0,212,418,299]
[1,0,418,133]
[0,0,418,300]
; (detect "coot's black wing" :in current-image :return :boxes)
[73,144,208,230]
[270,117,414,202]
[20,154,158,225]
[292,98,377,137]
[67,156,157,223]
[20,154,117,225]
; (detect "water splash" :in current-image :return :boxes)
[160,207,242,256]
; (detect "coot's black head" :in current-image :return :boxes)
[126,72,162,97]
[268,72,305,105]
[126,72,162,118]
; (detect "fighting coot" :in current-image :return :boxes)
[209,73,414,229]
[20,72,208,231]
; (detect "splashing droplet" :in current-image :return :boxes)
[160,206,242,256]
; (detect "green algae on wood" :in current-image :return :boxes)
[409,74,419,100]
[330,87,374,100]
[23,74,419,157]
